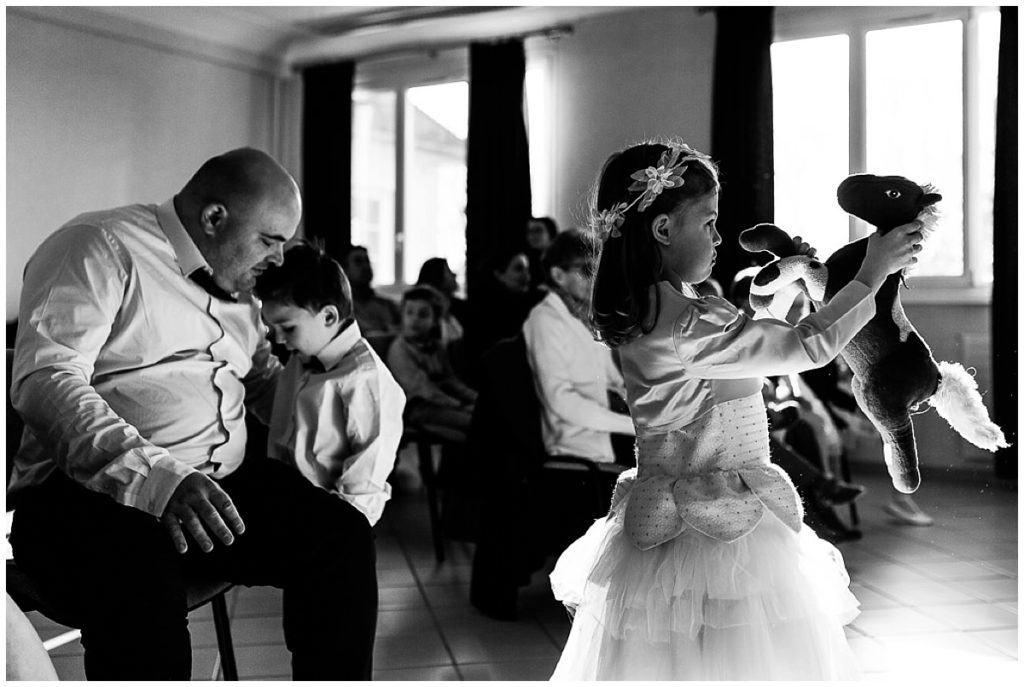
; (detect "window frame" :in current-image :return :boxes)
[773,5,998,304]
[354,49,469,291]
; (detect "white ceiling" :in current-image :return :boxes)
[83,5,634,68]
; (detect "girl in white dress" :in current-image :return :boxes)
[549,139,924,680]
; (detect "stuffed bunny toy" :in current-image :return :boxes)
[739,174,1007,493]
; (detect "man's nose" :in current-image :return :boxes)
[268,243,285,266]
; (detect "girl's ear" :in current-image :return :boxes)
[650,213,673,246]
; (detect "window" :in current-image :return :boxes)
[772,7,1000,290]
[351,48,554,291]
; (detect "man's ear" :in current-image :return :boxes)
[549,265,568,289]
[200,204,228,237]
[650,213,672,246]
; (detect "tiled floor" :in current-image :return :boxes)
[26,451,1019,681]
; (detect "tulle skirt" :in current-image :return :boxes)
[549,502,862,681]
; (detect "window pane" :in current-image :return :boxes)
[771,35,850,261]
[404,81,468,287]
[867,20,963,277]
[352,89,397,285]
[974,10,1000,284]
[526,60,552,218]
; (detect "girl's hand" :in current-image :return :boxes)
[790,235,817,259]
[854,221,924,290]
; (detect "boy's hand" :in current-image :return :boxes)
[790,235,818,259]
[161,473,246,554]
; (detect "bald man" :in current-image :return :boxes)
[9,149,378,680]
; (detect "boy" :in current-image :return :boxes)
[254,241,405,526]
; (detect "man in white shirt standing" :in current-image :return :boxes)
[8,149,378,680]
[523,229,636,466]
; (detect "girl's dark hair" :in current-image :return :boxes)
[253,240,353,320]
[589,139,720,347]
[401,284,446,340]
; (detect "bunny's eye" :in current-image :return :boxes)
[885,189,902,199]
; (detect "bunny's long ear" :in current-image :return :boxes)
[739,223,798,258]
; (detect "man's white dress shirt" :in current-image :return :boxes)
[9,201,280,517]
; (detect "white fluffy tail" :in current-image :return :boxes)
[928,361,1009,450]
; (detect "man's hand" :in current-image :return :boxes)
[161,473,246,554]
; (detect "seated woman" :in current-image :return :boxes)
[387,285,477,444]
[522,229,635,473]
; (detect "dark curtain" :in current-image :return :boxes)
[465,40,532,301]
[301,61,355,265]
[709,7,775,292]
[992,6,1017,480]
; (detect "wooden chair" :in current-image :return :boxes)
[5,349,240,680]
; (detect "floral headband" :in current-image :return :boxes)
[593,147,708,241]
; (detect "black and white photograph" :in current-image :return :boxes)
[4,3,1018,682]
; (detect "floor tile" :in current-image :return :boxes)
[849,582,902,609]
[872,579,980,606]
[414,562,474,586]
[916,601,1019,631]
[233,643,292,679]
[421,582,473,609]
[459,657,560,680]
[49,654,87,680]
[947,576,1019,602]
[377,565,418,588]
[374,632,453,669]
[970,628,1019,658]
[376,607,437,637]
[373,664,462,680]
[379,584,429,611]
[443,622,561,663]
[913,558,1013,580]
[230,586,283,617]
[849,606,952,636]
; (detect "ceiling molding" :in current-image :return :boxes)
[284,6,632,69]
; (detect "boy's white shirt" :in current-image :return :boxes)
[523,290,635,463]
[267,321,406,526]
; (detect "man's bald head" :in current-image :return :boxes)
[181,147,301,221]
[175,148,302,295]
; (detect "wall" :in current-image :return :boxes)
[5,7,290,319]
[547,7,716,230]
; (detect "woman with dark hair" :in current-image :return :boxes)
[525,216,559,288]
[464,246,542,375]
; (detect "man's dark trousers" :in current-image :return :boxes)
[10,457,378,680]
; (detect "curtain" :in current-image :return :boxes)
[465,40,532,301]
[709,7,775,293]
[992,6,1016,480]
[301,61,355,265]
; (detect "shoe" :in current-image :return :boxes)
[885,496,934,526]
[816,478,866,506]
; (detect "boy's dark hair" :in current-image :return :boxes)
[416,257,451,291]
[541,228,596,286]
[400,284,446,339]
[254,240,353,319]
[486,244,528,276]
[589,139,720,347]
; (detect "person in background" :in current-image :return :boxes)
[465,246,543,374]
[416,257,467,347]
[526,216,559,289]
[523,228,635,470]
[255,241,405,527]
[340,245,401,343]
[8,148,379,679]
[388,285,477,443]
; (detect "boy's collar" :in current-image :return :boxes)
[309,319,361,372]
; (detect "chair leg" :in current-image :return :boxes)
[417,440,445,563]
[211,592,238,681]
[839,452,859,527]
